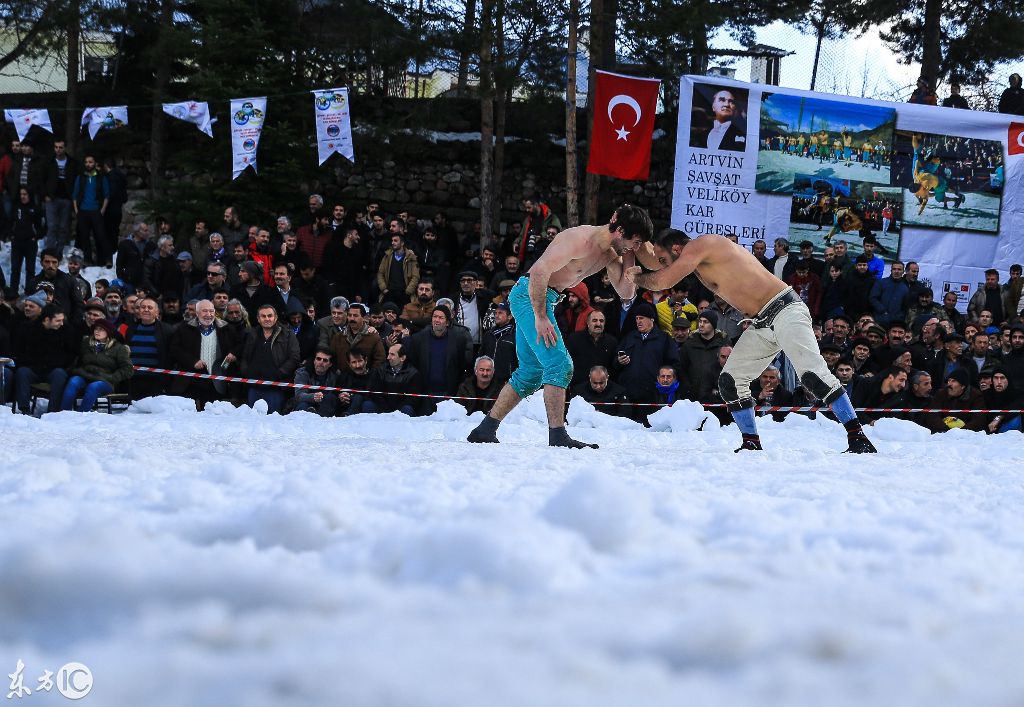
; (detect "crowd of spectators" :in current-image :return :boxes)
[2,154,1023,433]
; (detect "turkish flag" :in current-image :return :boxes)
[1008,122,1024,156]
[587,70,661,181]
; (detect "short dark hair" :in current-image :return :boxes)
[212,287,230,297]
[41,304,61,320]
[657,228,690,250]
[314,346,335,361]
[612,204,654,242]
[256,303,277,315]
[985,268,999,277]
[40,247,62,261]
[881,366,905,381]
[391,343,408,359]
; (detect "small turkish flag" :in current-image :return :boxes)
[1008,122,1024,156]
[587,70,661,181]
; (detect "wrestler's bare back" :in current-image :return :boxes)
[636,235,788,317]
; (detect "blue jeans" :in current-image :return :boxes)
[248,387,286,414]
[61,376,113,412]
[14,367,68,413]
[998,416,1022,433]
[507,277,573,398]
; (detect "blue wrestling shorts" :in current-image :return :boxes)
[508,276,574,397]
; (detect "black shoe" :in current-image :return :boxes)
[844,433,877,454]
[467,428,499,443]
[549,426,598,449]
[734,434,762,452]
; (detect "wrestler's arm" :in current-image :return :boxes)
[634,242,662,271]
[605,251,637,300]
[627,245,702,292]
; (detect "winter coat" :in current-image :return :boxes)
[566,330,618,386]
[240,324,301,381]
[25,270,81,318]
[479,321,518,384]
[614,327,680,402]
[6,201,44,242]
[292,365,343,407]
[72,336,134,386]
[924,387,987,433]
[555,283,595,337]
[14,320,77,373]
[967,286,1011,323]
[330,325,386,373]
[405,326,472,394]
[868,276,910,326]
[371,362,423,412]
[116,237,157,287]
[455,375,501,414]
[376,249,420,300]
[677,331,728,402]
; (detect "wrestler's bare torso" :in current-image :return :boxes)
[529,223,626,291]
[634,235,788,317]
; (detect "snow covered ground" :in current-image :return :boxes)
[901,190,1001,233]
[2,396,1024,706]
[756,151,892,192]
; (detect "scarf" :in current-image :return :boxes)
[199,324,215,336]
[655,380,680,404]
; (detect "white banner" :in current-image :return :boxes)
[80,106,128,139]
[673,76,1024,307]
[230,96,267,179]
[3,109,53,141]
[163,100,215,137]
[311,87,355,165]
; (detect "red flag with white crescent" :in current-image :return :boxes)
[587,70,661,181]
[1009,122,1024,156]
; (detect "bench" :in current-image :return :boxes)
[26,383,131,415]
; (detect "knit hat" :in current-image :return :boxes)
[632,301,657,321]
[946,368,970,388]
[23,291,48,309]
[698,309,719,328]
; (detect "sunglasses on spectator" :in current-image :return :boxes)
[313,356,332,362]
[207,271,222,276]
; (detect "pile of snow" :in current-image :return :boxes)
[2,397,1023,706]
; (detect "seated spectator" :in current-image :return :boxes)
[931,332,977,389]
[239,304,301,414]
[316,296,349,348]
[167,299,240,409]
[566,309,617,387]
[569,365,630,416]
[12,304,75,414]
[983,366,1022,433]
[456,355,501,414]
[61,319,134,412]
[614,301,679,408]
[330,303,386,373]
[751,365,795,421]
[555,283,594,338]
[852,365,907,423]
[677,309,728,403]
[338,349,376,415]
[125,297,174,399]
[925,368,986,433]
[899,370,933,426]
[285,297,318,363]
[224,298,250,334]
[401,280,437,330]
[292,347,343,417]
[653,365,683,406]
[372,343,421,415]
[377,234,419,307]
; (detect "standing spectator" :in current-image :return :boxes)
[371,342,422,415]
[1000,325,1024,394]
[909,76,938,105]
[449,270,494,352]
[405,305,472,409]
[61,319,134,412]
[330,303,386,373]
[267,263,299,315]
[5,187,43,293]
[967,269,1008,324]
[219,206,247,249]
[998,73,1024,116]
[101,158,127,263]
[66,249,92,305]
[488,255,523,292]
[655,281,699,334]
[941,82,970,109]
[71,154,109,265]
[248,228,276,286]
[905,288,949,329]
[796,240,826,278]
[292,255,332,316]
[677,309,729,403]
[1003,263,1023,319]
[230,261,274,316]
[565,309,617,387]
[186,220,211,271]
[377,233,419,307]
[125,297,174,399]
[167,299,239,409]
[767,237,798,281]
[42,139,77,251]
[417,227,450,288]
[11,304,74,414]
[143,235,179,296]
[868,261,909,326]
[240,304,300,414]
[0,139,17,219]
[292,347,343,417]
[940,291,966,333]
[116,222,156,288]
[296,209,332,268]
[479,301,517,386]
[517,195,562,263]
[787,260,823,319]
[316,296,348,348]
[456,355,501,414]
[555,283,594,338]
[26,249,80,318]
[6,139,45,206]
[613,301,679,406]
[842,255,876,319]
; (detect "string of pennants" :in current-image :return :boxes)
[3,87,355,180]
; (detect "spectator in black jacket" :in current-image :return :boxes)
[240,304,301,414]
[167,299,240,409]
[338,349,376,415]
[26,248,81,319]
[124,297,175,399]
[42,139,77,252]
[5,140,46,206]
[569,365,630,417]
[456,355,501,414]
[292,347,343,417]
[372,342,422,415]
[101,157,127,263]
[6,186,43,293]
[116,222,156,288]
[11,304,75,414]
[613,301,679,407]
[678,310,729,403]
[405,305,472,412]
[853,366,908,423]
[479,302,517,386]
[566,309,617,387]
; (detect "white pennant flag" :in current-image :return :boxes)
[230,96,267,179]
[81,106,128,139]
[3,109,54,142]
[311,87,355,165]
[162,100,215,137]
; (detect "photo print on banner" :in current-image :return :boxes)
[689,83,749,152]
[788,174,902,261]
[756,93,896,193]
[890,131,1004,233]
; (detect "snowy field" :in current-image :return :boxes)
[3,396,1024,706]
[787,221,901,261]
[756,151,891,192]
[901,191,1001,233]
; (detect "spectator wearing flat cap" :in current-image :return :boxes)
[172,251,204,303]
[449,270,495,352]
[925,367,986,433]
[613,300,679,408]
[930,332,978,389]
[479,300,517,386]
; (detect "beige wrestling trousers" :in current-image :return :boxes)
[721,288,841,404]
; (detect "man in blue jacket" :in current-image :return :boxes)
[72,154,109,265]
[868,260,909,326]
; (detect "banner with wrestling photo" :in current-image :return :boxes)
[672,76,1024,304]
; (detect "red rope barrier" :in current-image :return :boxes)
[132,366,1024,415]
